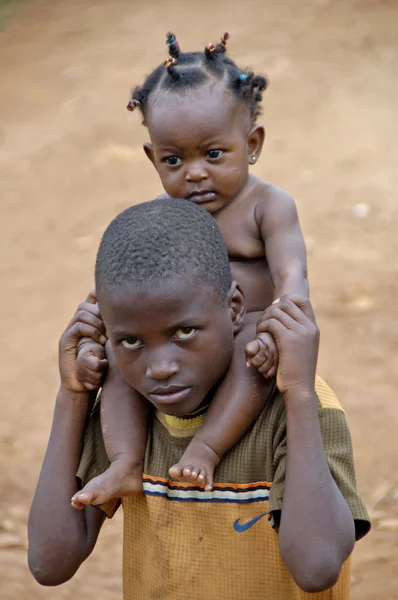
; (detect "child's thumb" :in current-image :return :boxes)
[245,339,260,366]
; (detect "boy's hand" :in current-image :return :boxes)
[59,291,107,393]
[255,295,319,395]
[245,331,278,378]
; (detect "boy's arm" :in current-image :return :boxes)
[256,186,309,298]
[257,296,355,593]
[28,294,108,586]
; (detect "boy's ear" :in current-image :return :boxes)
[246,125,265,165]
[143,143,157,169]
[227,281,246,334]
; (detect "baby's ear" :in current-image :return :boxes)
[227,281,246,334]
[143,143,156,168]
[246,124,265,165]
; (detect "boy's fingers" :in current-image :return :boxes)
[66,302,102,330]
[86,290,97,304]
[274,295,316,328]
[71,310,106,335]
[78,301,101,318]
[282,295,317,325]
[257,306,296,333]
[255,318,285,343]
[68,322,107,346]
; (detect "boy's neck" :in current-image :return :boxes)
[156,403,210,438]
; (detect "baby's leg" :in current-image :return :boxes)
[169,313,274,490]
[72,342,150,509]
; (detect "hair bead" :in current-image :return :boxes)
[126,98,141,112]
[166,33,176,45]
[220,32,230,49]
[166,32,181,59]
[165,56,176,69]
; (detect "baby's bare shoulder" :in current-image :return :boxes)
[255,180,295,207]
[252,179,297,222]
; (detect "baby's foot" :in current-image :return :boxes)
[169,436,220,491]
[71,458,143,510]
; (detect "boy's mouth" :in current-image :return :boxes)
[187,190,216,204]
[149,385,191,405]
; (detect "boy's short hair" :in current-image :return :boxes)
[95,198,231,301]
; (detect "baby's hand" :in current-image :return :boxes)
[76,337,108,391]
[59,291,107,393]
[245,331,278,379]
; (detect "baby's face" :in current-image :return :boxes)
[100,279,240,417]
[145,84,258,214]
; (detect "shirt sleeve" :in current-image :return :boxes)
[268,376,371,541]
[76,394,120,518]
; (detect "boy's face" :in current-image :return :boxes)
[100,279,244,416]
[144,84,264,215]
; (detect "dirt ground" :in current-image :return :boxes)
[0,0,397,598]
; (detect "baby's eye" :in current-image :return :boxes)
[174,327,197,340]
[121,336,142,349]
[206,149,224,160]
[164,156,182,166]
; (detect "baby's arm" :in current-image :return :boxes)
[258,185,309,299]
[169,313,274,490]
[245,187,309,377]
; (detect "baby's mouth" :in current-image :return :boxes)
[187,191,216,204]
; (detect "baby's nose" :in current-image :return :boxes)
[185,163,209,182]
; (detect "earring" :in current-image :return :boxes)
[250,156,256,164]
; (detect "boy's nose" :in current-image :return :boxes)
[185,163,208,183]
[146,356,180,380]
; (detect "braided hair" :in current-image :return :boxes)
[127,32,268,125]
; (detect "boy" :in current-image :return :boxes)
[28,199,370,599]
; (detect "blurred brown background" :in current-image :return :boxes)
[0,0,397,598]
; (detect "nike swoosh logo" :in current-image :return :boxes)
[233,512,268,532]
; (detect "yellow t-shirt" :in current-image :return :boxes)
[77,377,370,600]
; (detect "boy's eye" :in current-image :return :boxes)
[164,156,182,166]
[206,149,224,160]
[174,327,197,340]
[121,336,142,349]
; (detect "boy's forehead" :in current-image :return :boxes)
[101,279,223,329]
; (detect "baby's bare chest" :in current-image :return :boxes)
[214,205,274,310]
[213,204,264,260]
